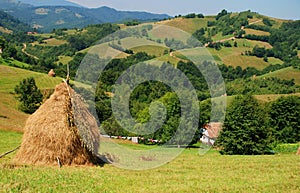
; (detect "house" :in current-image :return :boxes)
[200,122,222,145]
[131,137,138,144]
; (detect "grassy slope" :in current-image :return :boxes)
[207,38,283,69]
[260,67,300,85]
[244,28,270,36]
[254,93,300,103]
[157,17,215,34]
[0,65,62,131]
[0,26,12,34]
[57,55,73,65]
[131,45,168,57]
[0,130,299,192]
[152,16,284,69]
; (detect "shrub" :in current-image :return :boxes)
[14,77,43,114]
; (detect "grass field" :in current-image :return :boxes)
[157,17,215,34]
[57,55,73,65]
[131,45,168,57]
[244,28,270,36]
[246,39,273,49]
[43,38,68,46]
[260,67,300,85]
[0,58,31,69]
[212,33,234,42]
[0,93,28,132]
[0,129,299,192]
[0,26,12,34]
[254,93,300,103]
[0,65,62,92]
[207,38,282,69]
[0,65,62,131]
[208,47,269,70]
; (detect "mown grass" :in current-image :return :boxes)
[260,67,300,85]
[254,93,300,103]
[207,39,282,69]
[131,45,168,57]
[157,17,215,34]
[43,38,68,46]
[57,55,73,65]
[208,47,269,70]
[267,57,284,65]
[0,65,63,131]
[244,28,270,36]
[212,33,234,42]
[246,39,273,49]
[0,130,22,161]
[0,65,62,92]
[0,129,299,192]
[0,58,31,69]
[0,93,28,132]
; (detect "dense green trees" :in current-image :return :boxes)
[226,77,299,95]
[0,36,5,50]
[193,28,212,44]
[268,96,300,143]
[216,95,273,155]
[14,77,43,114]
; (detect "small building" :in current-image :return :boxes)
[131,137,138,144]
[200,122,222,145]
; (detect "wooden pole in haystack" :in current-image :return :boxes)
[0,146,20,158]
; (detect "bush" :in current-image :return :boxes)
[14,77,43,114]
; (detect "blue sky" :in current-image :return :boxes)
[68,0,300,20]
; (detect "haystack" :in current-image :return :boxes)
[14,82,100,165]
[48,69,56,77]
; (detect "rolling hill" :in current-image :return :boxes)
[0,65,62,131]
[260,66,300,85]
[1,9,299,132]
[0,0,170,32]
[18,0,82,7]
[0,9,31,33]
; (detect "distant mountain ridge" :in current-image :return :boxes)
[0,0,170,32]
[17,0,83,7]
[0,9,31,33]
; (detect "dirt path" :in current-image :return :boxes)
[248,19,263,25]
[22,43,39,60]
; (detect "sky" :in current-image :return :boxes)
[67,0,300,20]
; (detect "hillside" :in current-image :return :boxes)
[0,0,170,32]
[1,10,299,133]
[18,0,82,7]
[260,66,300,85]
[0,8,299,193]
[0,65,62,131]
[0,9,31,33]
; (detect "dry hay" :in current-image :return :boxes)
[48,69,56,77]
[14,83,100,166]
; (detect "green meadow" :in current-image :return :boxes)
[0,130,299,193]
